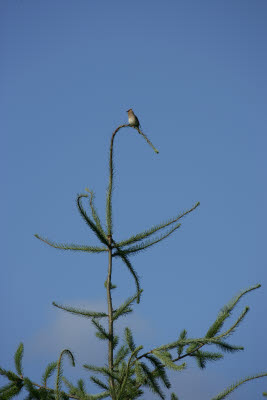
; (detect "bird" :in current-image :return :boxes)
[127,109,140,128]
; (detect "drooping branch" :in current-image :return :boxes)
[85,188,107,238]
[56,349,75,400]
[77,194,109,246]
[113,245,141,303]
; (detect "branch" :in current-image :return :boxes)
[137,285,261,366]
[0,372,82,400]
[117,202,200,248]
[205,284,261,338]
[131,125,159,154]
[35,234,108,253]
[210,372,267,400]
[52,302,108,319]
[114,222,181,256]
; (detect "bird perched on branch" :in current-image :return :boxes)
[127,109,140,128]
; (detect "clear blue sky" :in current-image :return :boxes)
[1,1,267,399]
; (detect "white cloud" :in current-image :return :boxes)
[27,299,152,367]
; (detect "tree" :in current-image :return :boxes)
[1,123,266,399]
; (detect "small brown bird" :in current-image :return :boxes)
[127,109,140,128]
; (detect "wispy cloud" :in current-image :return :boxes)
[27,299,152,367]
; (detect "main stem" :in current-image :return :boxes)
[107,236,114,395]
[106,124,159,236]
[106,125,128,397]
[107,124,128,236]
[106,124,158,397]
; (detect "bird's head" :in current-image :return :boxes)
[127,109,133,114]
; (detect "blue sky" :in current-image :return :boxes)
[1,1,267,399]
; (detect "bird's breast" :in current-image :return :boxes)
[128,115,136,125]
